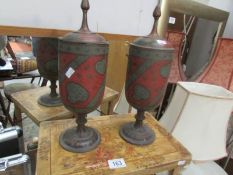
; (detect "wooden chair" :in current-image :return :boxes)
[3,83,39,125]
[0,36,46,126]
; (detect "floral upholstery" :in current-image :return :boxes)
[166,34,233,91]
[198,38,233,91]
[166,31,186,83]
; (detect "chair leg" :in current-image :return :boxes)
[30,77,35,84]
[41,78,48,87]
[0,92,6,114]
[6,101,14,125]
[0,115,7,128]
[0,92,14,126]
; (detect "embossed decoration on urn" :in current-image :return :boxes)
[59,43,108,114]
[33,37,62,107]
[120,0,174,146]
[58,0,109,153]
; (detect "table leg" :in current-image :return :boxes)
[107,101,113,115]
[100,100,115,115]
[0,92,14,126]
[14,104,22,127]
[171,167,181,175]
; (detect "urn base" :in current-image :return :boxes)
[38,93,63,107]
[119,122,155,145]
[59,126,101,153]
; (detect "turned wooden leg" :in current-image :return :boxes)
[14,104,22,127]
[107,101,114,115]
[171,167,182,175]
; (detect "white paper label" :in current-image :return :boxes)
[20,57,30,60]
[108,158,126,169]
[0,60,13,70]
[178,160,186,166]
[65,67,75,78]
[169,17,176,24]
[157,40,167,45]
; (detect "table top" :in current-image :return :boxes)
[11,86,119,125]
[0,71,41,81]
[36,113,191,175]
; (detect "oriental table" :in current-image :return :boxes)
[11,86,119,126]
[36,113,191,175]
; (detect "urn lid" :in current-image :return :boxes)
[61,0,108,45]
[131,1,173,50]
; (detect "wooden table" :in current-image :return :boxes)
[0,71,41,81]
[11,86,119,125]
[36,113,191,175]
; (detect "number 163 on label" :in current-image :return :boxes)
[108,158,126,169]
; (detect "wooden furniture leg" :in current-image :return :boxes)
[101,99,117,115]
[171,167,181,175]
[0,92,14,126]
[107,101,114,115]
[6,41,17,60]
[14,104,22,127]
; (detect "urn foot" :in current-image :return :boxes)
[38,93,63,107]
[59,126,101,153]
[119,122,155,145]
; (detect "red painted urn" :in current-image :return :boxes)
[119,1,174,145]
[58,0,109,152]
[33,37,62,107]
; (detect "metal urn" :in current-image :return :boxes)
[33,37,62,107]
[119,1,174,145]
[58,0,109,153]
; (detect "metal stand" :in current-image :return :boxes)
[38,80,62,107]
[59,113,101,153]
[120,110,155,145]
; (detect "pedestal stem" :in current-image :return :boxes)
[134,110,145,128]
[59,112,100,153]
[119,109,155,145]
[38,79,62,107]
[50,80,58,97]
[75,113,87,133]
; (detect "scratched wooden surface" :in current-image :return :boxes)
[11,86,119,125]
[36,113,191,175]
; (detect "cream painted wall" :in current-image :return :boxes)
[0,0,232,38]
[193,0,233,38]
[0,0,158,36]
[194,0,210,3]
[207,0,233,38]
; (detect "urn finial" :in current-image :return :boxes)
[80,0,90,32]
[149,0,161,37]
